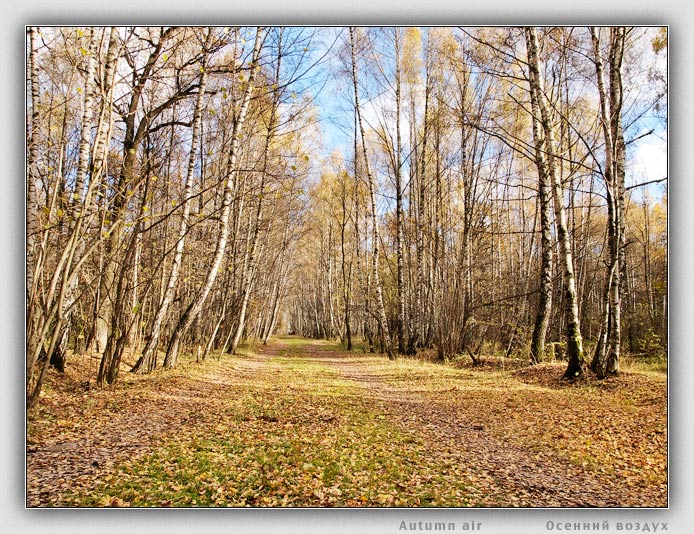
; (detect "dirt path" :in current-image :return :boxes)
[254,339,666,507]
[292,343,621,507]
[26,337,667,507]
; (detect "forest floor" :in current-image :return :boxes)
[26,336,667,508]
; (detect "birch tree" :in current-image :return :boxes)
[526,48,554,365]
[524,26,585,379]
[349,26,394,359]
[163,27,265,368]
[589,26,627,378]
[130,29,214,373]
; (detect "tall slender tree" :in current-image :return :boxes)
[164,27,266,368]
[524,26,585,379]
[349,26,394,359]
[590,26,627,378]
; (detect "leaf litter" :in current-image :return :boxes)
[26,338,666,507]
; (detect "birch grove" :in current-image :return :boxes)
[26,26,667,406]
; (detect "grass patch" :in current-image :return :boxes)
[32,337,667,508]
[65,353,475,507]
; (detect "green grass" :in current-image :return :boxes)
[621,358,667,375]
[39,336,667,508]
[63,347,475,507]
[66,405,473,507]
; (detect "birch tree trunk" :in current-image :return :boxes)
[26,26,45,384]
[589,26,616,377]
[349,27,394,359]
[526,55,553,365]
[26,27,41,309]
[164,27,265,368]
[589,27,626,377]
[81,27,120,354]
[394,28,406,355]
[525,26,585,379]
[412,46,432,353]
[131,30,213,373]
[340,169,353,350]
[606,27,626,376]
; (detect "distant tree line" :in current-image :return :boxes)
[288,26,667,381]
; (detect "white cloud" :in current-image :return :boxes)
[629,135,667,186]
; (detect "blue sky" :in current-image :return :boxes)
[306,26,667,206]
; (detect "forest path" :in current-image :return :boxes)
[26,337,666,507]
[272,339,662,507]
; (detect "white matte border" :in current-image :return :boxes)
[4,2,691,534]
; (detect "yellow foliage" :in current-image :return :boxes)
[401,27,422,86]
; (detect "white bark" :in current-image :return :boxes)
[349,27,394,359]
[164,27,265,368]
[525,27,585,378]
